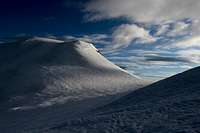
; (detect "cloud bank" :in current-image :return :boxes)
[62,0,200,79]
[84,0,200,23]
[164,36,200,49]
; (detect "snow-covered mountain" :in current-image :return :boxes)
[0,37,146,132]
[52,66,200,133]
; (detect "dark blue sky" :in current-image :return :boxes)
[0,0,84,36]
[0,0,125,37]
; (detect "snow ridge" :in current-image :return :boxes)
[54,66,200,133]
[0,37,147,133]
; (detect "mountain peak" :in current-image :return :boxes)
[25,37,64,44]
[0,37,146,110]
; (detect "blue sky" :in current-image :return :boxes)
[0,0,200,80]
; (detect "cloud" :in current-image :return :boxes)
[167,21,191,37]
[155,21,191,37]
[164,36,200,49]
[81,34,110,44]
[83,0,200,53]
[84,0,200,23]
[144,55,191,63]
[57,34,110,45]
[107,24,156,50]
[106,50,193,80]
[82,0,200,80]
[155,24,170,36]
[176,49,200,63]
[107,50,190,65]
[61,35,77,40]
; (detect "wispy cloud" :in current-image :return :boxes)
[143,55,191,63]
[80,34,110,45]
[84,0,200,50]
[107,24,156,50]
[163,36,200,49]
[155,20,191,37]
[57,34,110,45]
[81,0,200,80]
[176,49,200,63]
[84,0,200,23]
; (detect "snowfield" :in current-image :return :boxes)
[0,37,146,132]
[1,37,199,133]
[50,66,200,133]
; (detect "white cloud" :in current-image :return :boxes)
[59,34,110,45]
[155,21,191,37]
[191,19,200,35]
[164,36,200,49]
[84,0,200,53]
[177,49,200,63]
[167,21,190,37]
[81,34,110,44]
[108,24,156,50]
[155,24,170,36]
[84,0,200,23]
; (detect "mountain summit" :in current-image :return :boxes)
[0,37,147,132]
[0,37,145,108]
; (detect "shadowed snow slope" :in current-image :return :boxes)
[0,37,146,132]
[52,66,200,133]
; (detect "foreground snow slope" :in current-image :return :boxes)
[0,37,146,132]
[52,66,200,133]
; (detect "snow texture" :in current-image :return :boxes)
[50,66,200,133]
[0,37,146,132]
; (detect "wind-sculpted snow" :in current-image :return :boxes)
[50,67,200,133]
[0,37,146,132]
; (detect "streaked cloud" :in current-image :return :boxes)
[84,0,200,51]
[81,34,110,44]
[84,0,200,23]
[59,34,110,45]
[176,49,200,63]
[155,21,191,37]
[144,55,191,63]
[64,0,200,80]
[164,36,200,49]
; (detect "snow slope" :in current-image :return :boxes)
[52,66,200,133]
[0,37,146,132]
